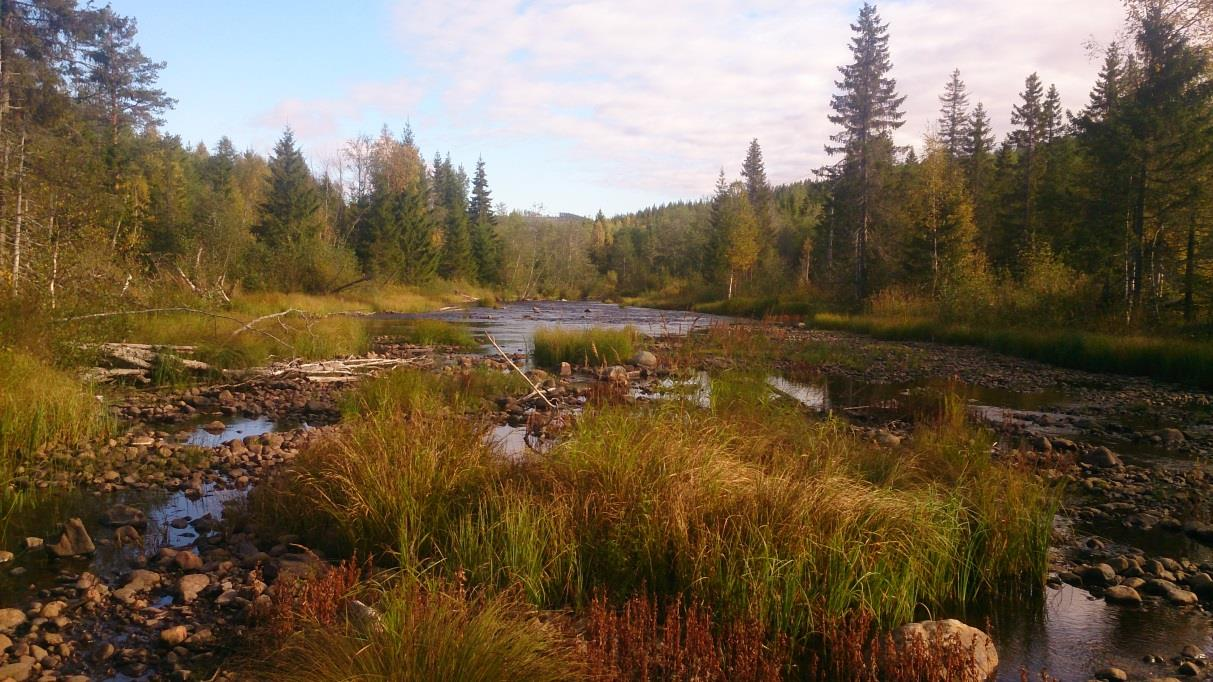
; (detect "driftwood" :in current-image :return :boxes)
[254,356,431,383]
[485,333,558,410]
[79,342,216,383]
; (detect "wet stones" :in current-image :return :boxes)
[46,518,95,558]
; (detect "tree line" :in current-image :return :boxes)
[0,0,505,313]
[587,0,1213,329]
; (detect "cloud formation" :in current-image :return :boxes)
[266,0,1126,205]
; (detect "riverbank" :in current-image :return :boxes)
[2,302,1213,680]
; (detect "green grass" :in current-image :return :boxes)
[0,348,111,484]
[531,326,637,368]
[813,313,1213,389]
[340,367,529,420]
[691,296,822,319]
[383,319,478,348]
[255,371,1058,647]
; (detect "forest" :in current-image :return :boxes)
[0,0,1209,338]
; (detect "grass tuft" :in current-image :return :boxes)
[532,326,637,368]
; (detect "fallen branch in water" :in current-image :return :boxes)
[485,332,557,411]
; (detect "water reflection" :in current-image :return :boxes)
[184,416,277,447]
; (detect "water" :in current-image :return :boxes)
[183,416,277,447]
[378,300,734,356]
[0,482,241,604]
[977,583,1213,680]
[0,412,274,605]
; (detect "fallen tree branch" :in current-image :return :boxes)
[485,333,557,411]
[226,308,307,339]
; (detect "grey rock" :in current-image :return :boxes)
[1104,585,1142,605]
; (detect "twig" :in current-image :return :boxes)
[227,308,306,339]
[55,306,294,350]
[485,332,558,410]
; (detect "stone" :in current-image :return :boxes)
[892,619,997,682]
[1104,585,1142,605]
[1094,668,1128,681]
[46,518,95,558]
[1162,428,1186,445]
[160,625,189,647]
[606,365,629,386]
[1177,660,1201,676]
[631,350,658,368]
[102,504,147,529]
[559,361,573,377]
[1181,644,1205,659]
[1167,587,1200,606]
[123,569,161,592]
[23,537,43,550]
[38,602,66,619]
[0,608,26,632]
[1081,446,1123,469]
[178,574,209,603]
[1080,563,1117,587]
[175,550,203,571]
[0,551,12,563]
[876,431,902,447]
[0,633,10,651]
[203,420,226,433]
[0,659,33,682]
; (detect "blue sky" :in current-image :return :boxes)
[109,0,1125,216]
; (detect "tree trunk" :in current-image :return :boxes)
[727,271,734,300]
[1129,164,1147,322]
[10,132,23,294]
[1184,215,1197,324]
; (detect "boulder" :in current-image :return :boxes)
[1080,563,1117,587]
[1104,585,1142,605]
[1081,446,1123,469]
[46,518,95,558]
[175,550,203,571]
[1162,428,1186,445]
[159,625,189,647]
[606,365,629,386]
[631,350,658,368]
[559,361,573,377]
[892,619,997,682]
[102,504,147,529]
[1094,668,1128,681]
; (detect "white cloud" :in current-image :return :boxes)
[269,0,1126,205]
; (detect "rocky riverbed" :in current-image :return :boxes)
[3,306,1213,681]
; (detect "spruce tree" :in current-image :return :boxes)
[937,69,970,158]
[254,128,322,249]
[1008,73,1046,255]
[468,157,501,283]
[1043,84,1064,142]
[434,155,476,281]
[826,2,905,300]
[741,139,772,228]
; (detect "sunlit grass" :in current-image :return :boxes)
[813,313,1213,389]
[0,348,111,485]
[532,326,637,368]
[256,370,1058,644]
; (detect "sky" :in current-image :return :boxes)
[108,0,1127,217]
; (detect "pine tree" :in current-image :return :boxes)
[937,69,970,158]
[80,7,175,143]
[254,128,322,249]
[826,2,905,300]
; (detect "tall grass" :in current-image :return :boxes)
[813,312,1213,389]
[0,349,110,481]
[256,372,1057,648]
[532,326,638,368]
[255,569,581,682]
[384,319,477,348]
[340,367,528,419]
